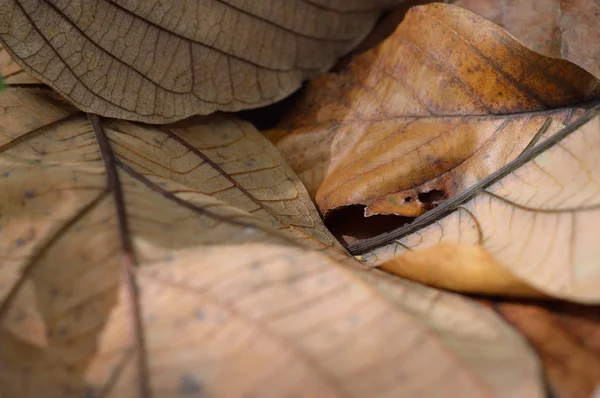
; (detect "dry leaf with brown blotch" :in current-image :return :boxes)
[361,108,600,303]
[497,301,600,398]
[0,81,544,396]
[0,0,404,123]
[452,0,600,78]
[267,3,600,223]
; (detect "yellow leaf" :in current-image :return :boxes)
[378,243,545,298]
[0,0,403,123]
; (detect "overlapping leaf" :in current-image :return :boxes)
[361,109,600,303]
[267,3,600,223]
[497,301,600,398]
[0,0,405,123]
[0,59,544,397]
[452,0,600,78]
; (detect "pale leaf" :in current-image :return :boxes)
[360,108,600,303]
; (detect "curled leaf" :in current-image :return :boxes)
[0,0,402,123]
[361,109,600,303]
[497,301,600,398]
[267,3,600,222]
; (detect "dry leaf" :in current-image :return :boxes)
[377,243,545,298]
[267,3,600,223]
[361,108,600,303]
[0,0,404,123]
[0,69,546,397]
[497,301,600,398]
[452,0,600,78]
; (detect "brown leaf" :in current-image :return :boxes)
[267,3,600,224]
[452,0,600,78]
[0,45,39,84]
[362,108,600,303]
[0,59,545,397]
[0,0,403,123]
[497,301,600,398]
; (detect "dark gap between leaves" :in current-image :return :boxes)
[418,189,445,205]
[325,205,412,247]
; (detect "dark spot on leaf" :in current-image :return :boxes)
[49,288,59,298]
[15,238,25,247]
[404,197,412,203]
[250,262,261,270]
[23,189,36,198]
[179,374,203,396]
[3,171,10,177]
[195,310,205,321]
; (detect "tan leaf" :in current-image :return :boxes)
[266,3,600,223]
[0,67,545,397]
[360,108,600,303]
[377,243,546,298]
[0,0,404,123]
[452,0,600,78]
[497,301,600,398]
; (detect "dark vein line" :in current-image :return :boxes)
[348,103,600,254]
[100,0,320,72]
[480,189,600,214]
[115,157,298,245]
[305,103,593,120]
[159,126,271,214]
[2,69,27,79]
[10,1,151,114]
[0,190,108,322]
[426,13,549,108]
[89,113,151,398]
[0,114,81,153]
[457,205,483,244]
[518,118,552,156]
[203,0,357,42]
[408,40,494,113]
[96,348,137,398]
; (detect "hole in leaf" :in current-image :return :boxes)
[325,205,411,247]
[418,189,444,205]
